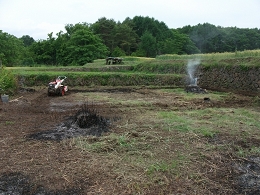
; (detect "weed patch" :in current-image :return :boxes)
[0,67,17,95]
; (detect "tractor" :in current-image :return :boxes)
[47,76,68,96]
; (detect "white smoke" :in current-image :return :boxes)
[187,59,200,85]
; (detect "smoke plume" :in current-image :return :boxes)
[187,59,200,85]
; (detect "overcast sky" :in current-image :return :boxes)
[0,0,259,40]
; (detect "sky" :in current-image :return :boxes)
[0,0,259,40]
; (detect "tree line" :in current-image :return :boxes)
[1,16,260,66]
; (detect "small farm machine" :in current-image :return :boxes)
[48,76,68,96]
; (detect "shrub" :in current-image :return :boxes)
[111,46,126,57]
[0,67,17,95]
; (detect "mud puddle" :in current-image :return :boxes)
[29,104,111,141]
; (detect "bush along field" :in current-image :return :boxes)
[1,51,260,194]
[0,66,17,95]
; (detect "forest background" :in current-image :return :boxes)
[1,16,260,66]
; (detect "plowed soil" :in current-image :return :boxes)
[0,87,259,194]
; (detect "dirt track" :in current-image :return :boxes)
[0,87,260,194]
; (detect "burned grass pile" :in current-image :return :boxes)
[29,104,110,141]
[185,85,207,93]
[235,156,260,194]
[0,172,81,195]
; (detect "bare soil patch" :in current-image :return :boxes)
[0,87,259,194]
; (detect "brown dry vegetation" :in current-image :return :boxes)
[1,86,260,194]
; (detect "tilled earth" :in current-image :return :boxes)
[0,87,260,194]
[0,88,117,194]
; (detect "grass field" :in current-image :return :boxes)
[2,85,260,194]
[71,87,260,194]
[1,51,260,193]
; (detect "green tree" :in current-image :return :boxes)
[20,35,35,47]
[29,23,108,66]
[30,32,56,65]
[131,16,180,56]
[157,29,199,55]
[91,17,117,54]
[191,23,220,53]
[222,27,260,51]
[55,31,70,65]
[111,46,126,57]
[66,27,108,65]
[113,23,138,55]
[179,23,260,53]
[0,30,25,66]
[139,31,157,57]
[132,16,173,41]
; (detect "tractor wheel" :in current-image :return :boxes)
[57,88,62,96]
[58,88,64,96]
[61,89,65,96]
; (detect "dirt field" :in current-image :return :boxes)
[1,86,260,194]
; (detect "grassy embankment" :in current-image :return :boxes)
[8,49,260,88]
[9,57,181,87]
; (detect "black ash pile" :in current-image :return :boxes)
[234,156,260,194]
[29,104,111,141]
[185,82,207,93]
[0,172,81,195]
